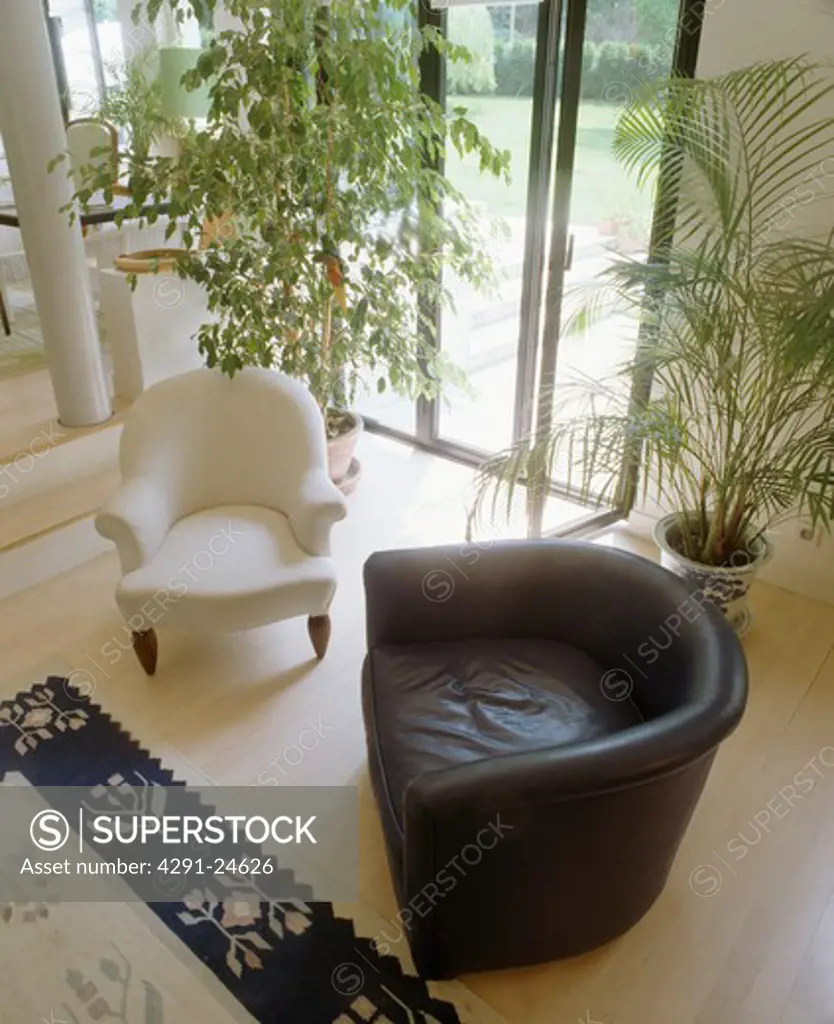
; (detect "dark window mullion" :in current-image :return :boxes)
[613,0,706,518]
[416,0,446,444]
[44,0,71,124]
[528,0,590,537]
[513,0,567,444]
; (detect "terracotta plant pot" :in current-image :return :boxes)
[653,512,772,636]
[326,410,363,495]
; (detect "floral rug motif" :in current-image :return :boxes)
[0,678,481,1024]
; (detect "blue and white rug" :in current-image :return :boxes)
[0,678,503,1024]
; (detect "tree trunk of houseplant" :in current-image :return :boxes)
[653,512,772,636]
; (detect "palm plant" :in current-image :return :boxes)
[472,57,834,569]
[100,48,184,168]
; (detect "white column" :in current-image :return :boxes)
[0,0,111,427]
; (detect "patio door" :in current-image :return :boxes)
[432,1,555,457]
[354,0,558,450]
[527,0,703,533]
[356,0,704,533]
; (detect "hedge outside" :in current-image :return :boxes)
[460,39,670,100]
[447,5,498,96]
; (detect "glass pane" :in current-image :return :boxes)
[349,2,420,434]
[353,369,418,434]
[547,0,680,492]
[437,2,540,453]
[93,0,126,91]
[50,0,103,118]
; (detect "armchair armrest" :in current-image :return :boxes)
[400,688,745,957]
[286,470,347,557]
[95,476,175,574]
[404,694,744,823]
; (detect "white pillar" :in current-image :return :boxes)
[0,0,111,427]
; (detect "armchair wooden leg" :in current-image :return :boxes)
[307,615,331,660]
[132,629,158,676]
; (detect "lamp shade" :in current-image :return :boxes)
[158,46,210,120]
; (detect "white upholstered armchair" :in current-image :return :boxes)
[96,368,347,675]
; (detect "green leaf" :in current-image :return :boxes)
[99,957,122,982]
[142,980,164,1024]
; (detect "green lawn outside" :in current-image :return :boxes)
[447,96,656,229]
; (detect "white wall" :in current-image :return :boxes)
[628,0,834,606]
[697,0,833,74]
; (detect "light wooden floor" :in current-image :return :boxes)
[1,435,833,1024]
[0,369,127,553]
[0,366,126,466]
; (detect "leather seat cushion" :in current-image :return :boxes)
[368,639,644,824]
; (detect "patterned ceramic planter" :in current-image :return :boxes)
[653,513,772,636]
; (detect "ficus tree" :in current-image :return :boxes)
[69,0,511,436]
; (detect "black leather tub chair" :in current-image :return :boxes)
[361,541,747,978]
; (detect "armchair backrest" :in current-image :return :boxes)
[66,118,119,194]
[118,368,329,519]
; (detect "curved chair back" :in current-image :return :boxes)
[118,368,329,520]
[66,118,119,194]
